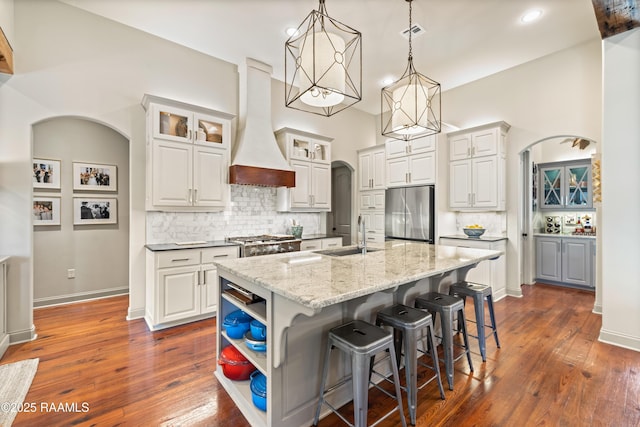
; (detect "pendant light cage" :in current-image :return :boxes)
[285,0,362,117]
[381,0,441,140]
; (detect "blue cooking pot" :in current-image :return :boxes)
[244,330,267,352]
[223,310,253,339]
[250,319,266,340]
[250,371,267,411]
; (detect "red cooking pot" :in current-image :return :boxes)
[218,345,256,380]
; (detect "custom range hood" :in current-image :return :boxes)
[229,58,295,187]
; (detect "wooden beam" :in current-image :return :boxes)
[591,0,640,39]
[0,26,13,75]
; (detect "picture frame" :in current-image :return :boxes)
[33,196,61,226]
[73,162,117,192]
[73,197,117,225]
[33,158,61,190]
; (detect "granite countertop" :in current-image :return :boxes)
[533,233,596,239]
[214,240,503,310]
[440,235,508,242]
[145,240,239,251]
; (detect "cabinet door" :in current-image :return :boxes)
[371,148,386,189]
[409,134,436,155]
[471,128,498,157]
[311,163,331,209]
[562,239,591,286]
[201,264,218,314]
[565,164,592,208]
[472,157,498,208]
[157,266,200,323]
[449,160,472,208]
[386,139,409,159]
[540,166,564,209]
[152,105,193,143]
[386,157,410,188]
[408,152,435,185]
[449,134,472,160]
[358,152,372,191]
[194,113,228,149]
[152,140,192,206]
[536,238,562,282]
[193,146,225,207]
[291,160,312,208]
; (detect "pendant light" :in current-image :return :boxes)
[285,0,362,116]
[382,0,441,140]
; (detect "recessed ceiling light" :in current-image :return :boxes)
[285,27,299,37]
[521,9,542,23]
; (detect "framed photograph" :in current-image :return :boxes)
[33,158,61,189]
[73,197,117,225]
[33,196,61,226]
[73,162,117,191]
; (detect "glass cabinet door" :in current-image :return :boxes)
[194,114,226,147]
[153,105,193,143]
[566,164,591,208]
[540,167,563,208]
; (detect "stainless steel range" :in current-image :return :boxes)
[226,235,301,257]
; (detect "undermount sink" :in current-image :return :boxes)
[316,247,381,257]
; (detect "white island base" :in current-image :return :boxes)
[214,242,503,427]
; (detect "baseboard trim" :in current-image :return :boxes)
[9,324,37,345]
[598,328,640,352]
[127,307,145,320]
[34,287,129,308]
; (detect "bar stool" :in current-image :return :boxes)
[449,281,501,362]
[415,292,473,390]
[313,319,407,427]
[373,304,445,426]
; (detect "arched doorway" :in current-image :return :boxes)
[32,116,130,306]
[518,134,600,312]
[329,160,354,245]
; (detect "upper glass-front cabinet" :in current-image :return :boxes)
[151,104,228,148]
[539,160,592,210]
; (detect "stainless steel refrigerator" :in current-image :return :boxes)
[385,185,435,243]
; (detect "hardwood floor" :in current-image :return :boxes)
[2,284,639,426]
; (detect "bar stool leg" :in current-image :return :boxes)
[352,352,370,427]
[387,343,407,427]
[487,295,501,348]
[403,328,418,425]
[313,341,333,426]
[440,310,455,390]
[425,323,446,400]
[472,293,487,362]
[459,308,474,372]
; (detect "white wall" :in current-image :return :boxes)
[600,29,640,351]
[33,117,129,306]
[0,0,13,42]
[0,0,376,339]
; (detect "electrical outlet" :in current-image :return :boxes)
[67,269,76,279]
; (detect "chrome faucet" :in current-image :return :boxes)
[358,214,367,254]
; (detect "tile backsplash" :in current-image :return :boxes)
[455,212,507,236]
[146,186,324,244]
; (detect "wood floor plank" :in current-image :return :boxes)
[2,285,639,426]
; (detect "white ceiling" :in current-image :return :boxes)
[60,0,600,115]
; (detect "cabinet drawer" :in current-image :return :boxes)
[301,240,322,251]
[201,246,239,264]
[156,249,201,268]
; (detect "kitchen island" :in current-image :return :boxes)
[214,240,502,427]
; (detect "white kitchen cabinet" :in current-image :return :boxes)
[386,136,436,188]
[359,190,385,210]
[439,238,507,301]
[448,121,509,211]
[142,94,233,211]
[0,257,8,359]
[275,128,333,212]
[539,160,593,210]
[358,145,386,190]
[358,210,385,244]
[535,236,593,288]
[145,246,239,330]
[300,237,343,251]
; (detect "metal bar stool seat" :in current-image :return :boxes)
[313,319,407,427]
[374,304,445,425]
[449,281,500,362]
[414,292,473,390]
